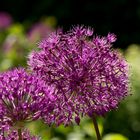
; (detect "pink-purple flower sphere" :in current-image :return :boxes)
[28,26,129,125]
[0,68,55,128]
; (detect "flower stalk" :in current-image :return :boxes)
[92,115,101,140]
[18,128,22,140]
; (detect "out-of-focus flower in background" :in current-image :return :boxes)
[0,12,12,29]
[27,17,56,44]
[0,24,28,70]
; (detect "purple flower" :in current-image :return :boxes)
[0,68,55,128]
[28,26,129,125]
[0,12,12,29]
[0,129,41,140]
[28,22,53,43]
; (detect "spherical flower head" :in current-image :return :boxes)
[0,129,41,140]
[28,26,129,125]
[0,68,55,128]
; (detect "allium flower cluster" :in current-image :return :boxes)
[0,129,41,140]
[0,68,55,129]
[28,26,129,125]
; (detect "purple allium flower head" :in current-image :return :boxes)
[0,129,41,140]
[0,68,55,128]
[0,12,12,29]
[28,26,129,125]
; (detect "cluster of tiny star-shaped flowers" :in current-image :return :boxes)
[0,129,41,140]
[0,68,55,130]
[28,26,129,126]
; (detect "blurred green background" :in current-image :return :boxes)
[0,0,140,140]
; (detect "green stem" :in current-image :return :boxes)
[92,115,102,140]
[18,128,22,140]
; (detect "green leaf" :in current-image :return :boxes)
[103,133,129,140]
